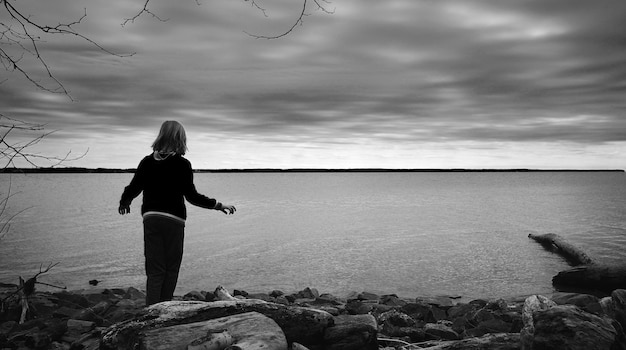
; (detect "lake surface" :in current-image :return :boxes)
[1,171,625,301]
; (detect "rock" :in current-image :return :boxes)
[529,305,621,350]
[323,314,378,350]
[67,319,95,334]
[269,290,284,298]
[141,312,287,350]
[612,289,626,332]
[53,292,90,309]
[417,296,455,309]
[183,291,206,301]
[379,294,406,307]
[401,301,433,321]
[378,309,416,328]
[467,318,513,337]
[551,292,602,314]
[424,322,460,341]
[75,288,117,304]
[313,294,343,306]
[73,300,114,325]
[123,287,145,301]
[291,342,310,350]
[357,292,379,301]
[24,330,52,349]
[345,299,374,315]
[378,310,424,341]
[233,289,249,298]
[293,287,319,300]
[447,302,479,320]
[246,293,273,302]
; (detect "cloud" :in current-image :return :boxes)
[2,0,625,168]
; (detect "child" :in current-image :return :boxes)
[118,120,235,305]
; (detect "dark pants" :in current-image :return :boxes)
[143,216,185,306]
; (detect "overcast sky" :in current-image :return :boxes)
[2,0,625,169]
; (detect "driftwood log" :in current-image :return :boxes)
[528,233,595,266]
[140,311,287,350]
[100,299,334,350]
[529,233,626,293]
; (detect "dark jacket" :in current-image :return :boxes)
[120,153,218,219]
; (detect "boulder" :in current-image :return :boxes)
[528,305,622,350]
[323,314,378,350]
[424,322,460,341]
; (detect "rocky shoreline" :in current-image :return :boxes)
[1,283,626,349]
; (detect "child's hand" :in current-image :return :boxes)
[118,205,131,215]
[220,204,236,215]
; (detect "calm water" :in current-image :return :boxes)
[1,172,625,301]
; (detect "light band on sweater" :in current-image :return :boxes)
[143,211,186,225]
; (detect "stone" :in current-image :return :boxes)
[73,301,114,325]
[316,306,340,316]
[123,287,145,301]
[53,306,80,319]
[275,296,290,305]
[529,305,621,350]
[0,321,17,335]
[183,290,206,301]
[379,294,406,307]
[378,310,423,341]
[233,289,249,297]
[551,292,602,314]
[53,292,90,309]
[24,331,52,349]
[67,319,95,334]
[313,294,343,306]
[417,295,455,309]
[612,289,626,332]
[247,293,273,302]
[357,292,379,301]
[447,302,479,320]
[76,288,117,304]
[296,287,319,299]
[269,290,284,298]
[401,301,433,321]
[345,299,374,315]
[323,314,378,350]
[467,318,513,337]
[424,322,460,341]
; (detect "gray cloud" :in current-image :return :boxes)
[2,0,625,168]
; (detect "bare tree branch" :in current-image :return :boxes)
[245,0,335,39]
[1,115,88,170]
[0,0,134,97]
[122,0,168,26]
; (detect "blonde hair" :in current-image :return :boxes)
[152,120,188,155]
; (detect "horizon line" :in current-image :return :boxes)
[1,167,624,173]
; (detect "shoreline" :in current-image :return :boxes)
[2,282,622,349]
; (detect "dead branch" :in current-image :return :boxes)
[1,0,134,96]
[245,0,335,39]
[122,0,168,26]
[1,115,89,169]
